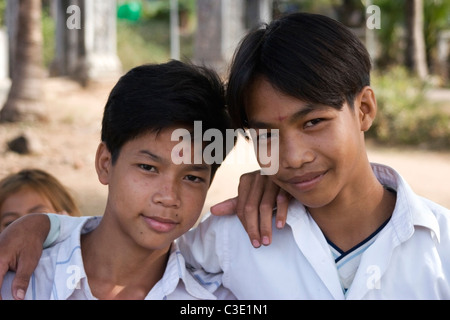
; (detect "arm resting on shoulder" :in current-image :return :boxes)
[210,170,291,247]
[0,213,89,300]
[0,213,50,300]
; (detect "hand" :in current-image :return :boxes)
[0,213,50,300]
[210,170,291,248]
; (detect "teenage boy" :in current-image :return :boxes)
[1,12,449,299]
[190,11,450,298]
[0,60,236,300]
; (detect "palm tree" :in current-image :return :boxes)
[405,0,428,80]
[0,0,46,123]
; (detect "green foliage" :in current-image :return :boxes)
[0,0,5,26]
[116,0,196,70]
[368,66,450,149]
[374,0,450,68]
[372,0,405,67]
[117,18,194,71]
[424,0,450,69]
[117,19,169,69]
[140,0,194,20]
[42,4,55,68]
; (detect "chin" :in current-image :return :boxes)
[291,192,334,209]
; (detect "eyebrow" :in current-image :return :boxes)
[139,150,210,172]
[28,204,51,213]
[248,103,330,128]
[1,204,51,221]
[0,211,20,221]
[138,150,163,162]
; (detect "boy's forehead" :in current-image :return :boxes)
[138,125,195,140]
[121,126,212,166]
[246,78,309,123]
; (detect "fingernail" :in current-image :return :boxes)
[276,220,284,229]
[277,193,286,200]
[252,239,261,248]
[16,289,25,300]
[262,236,270,245]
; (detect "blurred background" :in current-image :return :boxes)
[0,0,449,217]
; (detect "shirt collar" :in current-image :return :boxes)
[53,217,219,300]
[371,163,441,243]
[153,241,219,300]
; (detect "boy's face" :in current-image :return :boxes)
[246,76,369,209]
[96,126,211,251]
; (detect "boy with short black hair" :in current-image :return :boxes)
[183,11,450,299]
[0,60,236,300]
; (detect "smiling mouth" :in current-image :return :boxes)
[141,215,178,233]
[284,171,327,191]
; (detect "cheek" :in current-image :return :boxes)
[181,188,208,222]
[325,119,360,157]
[110,175,147,208]
[325,132,363,181]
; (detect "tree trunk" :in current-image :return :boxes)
[405,0,428,80]
[0,0,46,123]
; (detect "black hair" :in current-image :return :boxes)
[226,12,372,129]
[101,60,233,180]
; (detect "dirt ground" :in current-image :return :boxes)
[0,76,449,219]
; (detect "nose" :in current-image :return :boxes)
[280,131,315,169]
[152,181,181,208]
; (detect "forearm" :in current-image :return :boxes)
[43,213,91,248]
[13,213,51,247]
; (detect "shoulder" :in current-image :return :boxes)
[191,213,248,243]
[180,213,245,248]
[420,197,450,216]
[420,197,450,241]
[198,213,243,229]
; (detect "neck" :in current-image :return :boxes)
[308,164,396,252]
[80,222,170,300]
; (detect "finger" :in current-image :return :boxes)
[0,260,10,300]
[11,273,31,300]
[236,172,265,247]
[11,251,41,300]
[275,189,291,229]
[0,213,48,300]
[235,172,255,226]
[258,182,281,246]
[210,197,238,216]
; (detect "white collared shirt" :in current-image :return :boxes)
[1,216,236,300]
[178,163,450,299]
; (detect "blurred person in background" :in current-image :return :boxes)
[0,168,81,232]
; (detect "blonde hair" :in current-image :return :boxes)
[0,169,81,217]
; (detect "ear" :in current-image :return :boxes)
[95,142,111,186]
[354,86,377,132]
